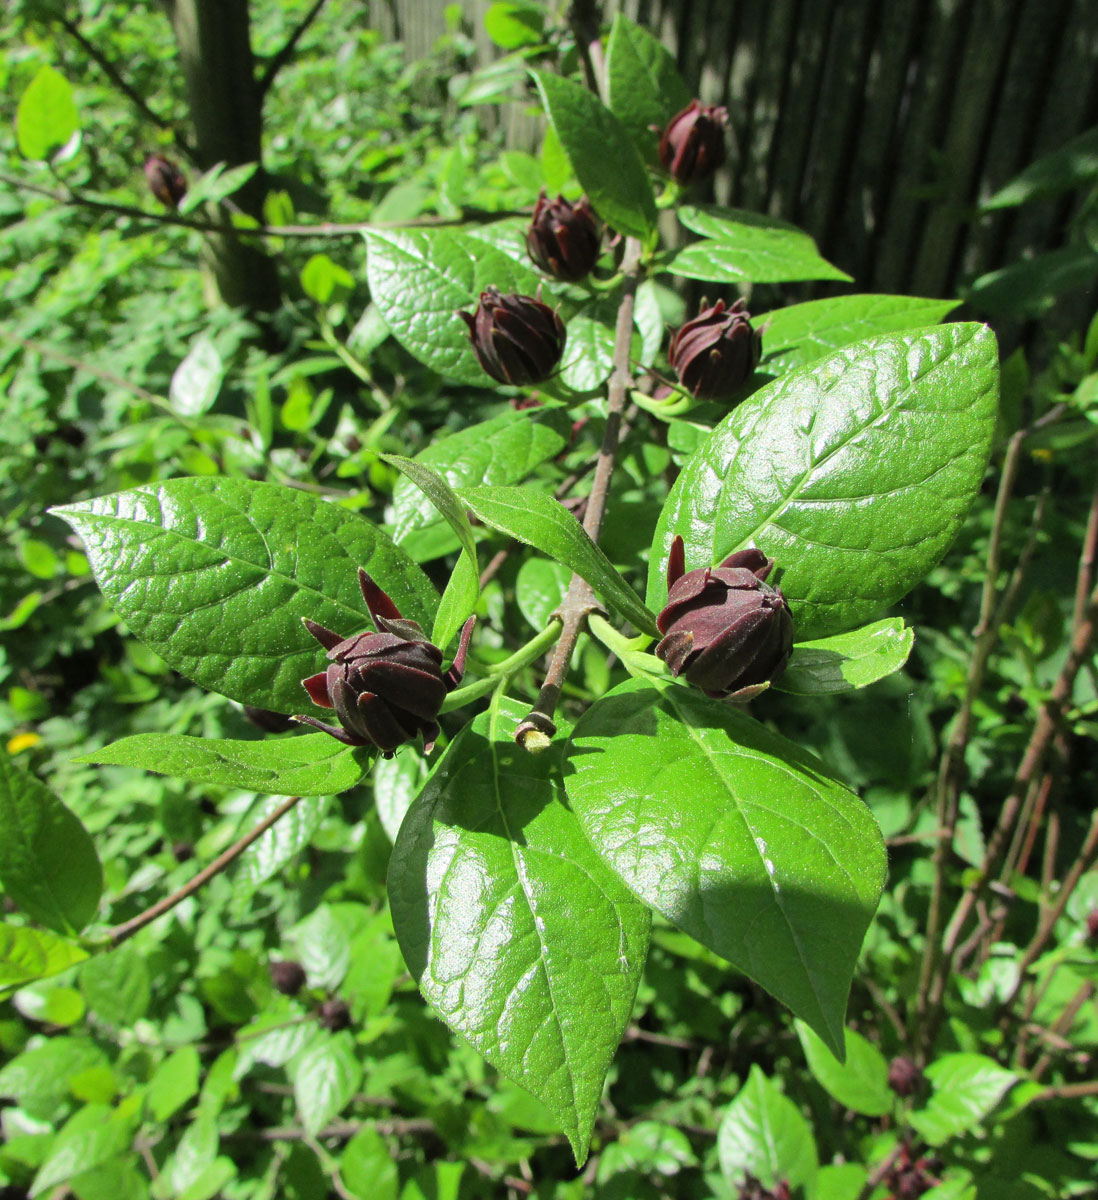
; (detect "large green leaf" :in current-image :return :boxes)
[776,618,914,695]
[16,65,78,160]
[667,206,851,284]
[364,228,542,383]
[563,679,885,1054]
[76,733,373,796]
[909,1054,1017,1146]
[0,923,88,995]
[795,1020,892,1116]
[388,700,651,1164]
[458,485,660,637]
[532,71,658,241]
[648,324,999,639]
[292,1030,362,1136]
[605,14,691,163]
[756,295,960,375]
[717,1066,818,1194]
[0,753,102,934]
[30,1103,139,1198]
[51,477,437,714]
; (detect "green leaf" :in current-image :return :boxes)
[717,1066,818,1193]
[794,1020,892,1116]
[341,1127,400,1200]
[51,477,437,714]
[146,1046,201,1123]
[0,923,88,994]
[563,679,885,1054]
[169,337,224,417]
[458,485,660,637]
[775,618,914,695]
[231,794,329,913]
[0,752,102,934]
[532,71,658,241]
[17,65,79,160]
[292,1031,362,1135]
[648,324,999,640]
[558,315,616,393]
[484,2,544,49]
[668,206,851,284]
[515,557,571,631]
[30,1104,138,1197]
[176,161,258,215]
[756,295,960,375]
[909,1054,1017,1146]
[393,409,571,558]
[374,749,427,844]
[13,983,85,1026]
[0,1037,108,1119]
[300,253,355,304]
[80,946,150,1028]
[364,228,542,383]
[816,1163,869,1200]
[388,700,651,1164]
[605,14,691,163]
[966,247,1098,320]
[76,733,373,796]
[982,127,1098,210]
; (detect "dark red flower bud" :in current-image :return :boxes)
[171,841,194,863]
[655,535,793,700]
[458,287,566,386]
[270,960,307,996]
[669,298,761,401]
[526,190,601,282]
[659,100,729,183]
[318,998,351,1031]
[294,568,474,756]
[144,154,187,209]
[243,705,297,733]
[887,1055,923,1097]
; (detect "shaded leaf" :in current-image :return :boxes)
[776,618,914,695]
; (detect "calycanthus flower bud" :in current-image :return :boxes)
[655,535,794,700]
[526,190,601,281]
[294,568,475,756]
[459,287,566,386]
[658,99,729,183]
[144,154,187,209]
[669,298,761,401]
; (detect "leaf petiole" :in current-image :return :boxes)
[441,621,562,713]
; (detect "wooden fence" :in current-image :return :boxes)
[366,0,1098,307]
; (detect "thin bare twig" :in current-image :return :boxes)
[1032,981,1096,1079]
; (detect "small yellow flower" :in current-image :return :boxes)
[6,731,42,754]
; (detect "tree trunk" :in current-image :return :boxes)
[167,0,282,311]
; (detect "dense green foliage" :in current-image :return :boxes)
[2,4,1097,1199]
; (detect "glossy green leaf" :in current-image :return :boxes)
[169,337,224,417]
[231,794,329,913]
[717,1065,818,1193]
[30,1104,138,1197]
[0,753,102,934]
[757,295,960,375]
[51,477,437,713]
[776,618,914,695]
[80,946,150,1028]
[75,732,372,796]
[515,557,571,631]
[648,324,999,639]
[795,1020,892,1116]
[0,1037,108,1119]
[605,13,691,163]
[668,205,851,283]
[292,1030,362,1135]
[0,924,88,994]
[458,485,660,637]
[909,1054,1017,1146]
[17,66,78,160]
[364,228,542,383]
[563,679,886,1053]
[388,700,651,1164]
[559,315,616,393]
[374,749,427,844]
[532,71,658,241]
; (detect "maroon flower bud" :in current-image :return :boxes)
[655,535,794,700]
[458,287,566,386]
[144,154,187,209]
[171,841,194,863]
[887,1055,923,1097]
[318,998,352,1031]
[294,568,474,756]
[1087,909,1098,941]
[270,960,307,996]
[658,100,729,183]
[669,298,761,401]
[243,705,297,733]
[526,190,601,282]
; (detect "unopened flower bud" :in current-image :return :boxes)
[270,960,307,996]
[144,154,187,209]
[887,1055,923,1097]
[526,190,600,281]
[669,298,761,401]
[1088,909,1098,941]
[655,536,793,700]
[295,568,474,756]
[658,100,729,183]
[458,287,566,386]
[318,998,351,1031]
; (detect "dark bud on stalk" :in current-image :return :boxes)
[658,99,729,183]
[525,190,601,282]
[242,705,297,734]
[144,154,187,209]
[655,535,793,700]
[171,841,194,863]
[295,568,475,757]
[1086,909,1098,941]
[318,998,352,1032]
[458,287,566,387]
[669,298,761,401]
[887,1055,924,1098]
[269,960,307,996]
